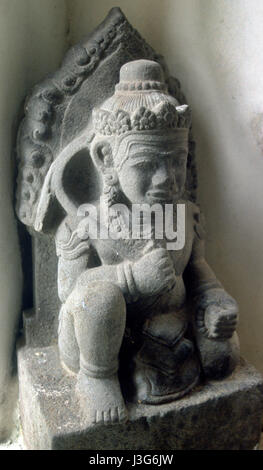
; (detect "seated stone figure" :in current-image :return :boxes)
[54,60,239,425]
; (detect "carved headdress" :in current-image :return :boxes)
[93,60,191,136]
[92,60,191,170]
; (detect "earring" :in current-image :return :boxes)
[104,169,118,186]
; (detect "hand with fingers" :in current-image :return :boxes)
[195,288,239,340]
[132,247,176,297]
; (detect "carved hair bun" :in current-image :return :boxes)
[116,59,167,92]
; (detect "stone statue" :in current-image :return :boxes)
[18,56,239,425]
[57,59,240,424]
[16,9,263,451]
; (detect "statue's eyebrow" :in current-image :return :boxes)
[128,151,157,159]
[129,147,177,157]
[127,155,155,166]
[128,149,186,162]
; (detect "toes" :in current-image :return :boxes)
[91,407,128,425]
[102,410,111,425]
[96,409,103,424]
[117,406,128,423]
[89,410,97,424]
[110,406,119,423]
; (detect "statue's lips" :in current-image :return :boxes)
[147,190,171,200]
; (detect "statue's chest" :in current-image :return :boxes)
[94,237,155,265]
[93,200,196,271]
[94,221,195,276]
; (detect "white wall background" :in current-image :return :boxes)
[0,0,67,439]
[0,0,263,439]
[66,0,263,372]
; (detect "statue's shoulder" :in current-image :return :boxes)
[55,214,91,260]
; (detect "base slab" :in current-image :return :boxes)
[18,344,263,450]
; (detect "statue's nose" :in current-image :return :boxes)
[152,164,171,187]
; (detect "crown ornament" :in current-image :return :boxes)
[93,103,191,136]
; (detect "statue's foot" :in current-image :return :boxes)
[76,372,128,425]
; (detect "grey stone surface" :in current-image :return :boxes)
[18,345,263,450]
[24,233,59,348]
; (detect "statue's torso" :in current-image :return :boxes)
[56,199,202,315]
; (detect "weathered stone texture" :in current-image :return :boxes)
[18,345,263,450]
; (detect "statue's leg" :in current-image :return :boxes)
[65,280,127,424]
[58,304,80,373]
[194,329,240,379]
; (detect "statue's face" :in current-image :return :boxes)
[116,134,188,205]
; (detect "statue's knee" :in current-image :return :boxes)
[66,280,126,323]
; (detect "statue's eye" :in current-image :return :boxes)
[134,160,152,169]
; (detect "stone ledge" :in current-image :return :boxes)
[18,344,263,450]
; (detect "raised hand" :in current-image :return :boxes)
[195,288,239,340]
[132,247,176,297]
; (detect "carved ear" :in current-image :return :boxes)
[91,140,113,170]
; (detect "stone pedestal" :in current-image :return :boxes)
[18,344,263,450]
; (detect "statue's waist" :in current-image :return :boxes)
[128,275,187,312]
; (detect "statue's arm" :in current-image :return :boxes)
[59,254,161,304]
[56,218,175,303]
[185,220,238,340]
[74,261,139,304]
[58,246,174,306]
[74,241,177,303]
[184,237,223,296]
[57,232,143,304]
[58,255,90,302]
[57,242,138,303]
